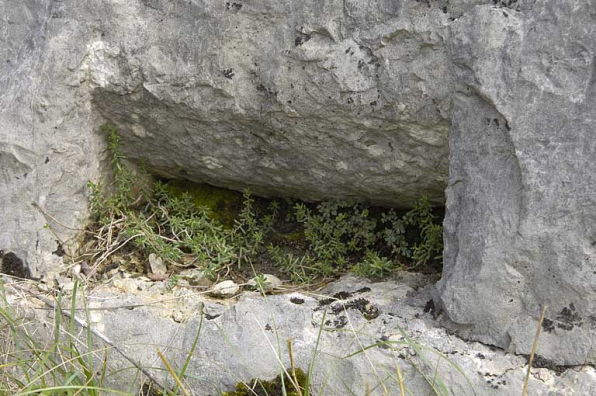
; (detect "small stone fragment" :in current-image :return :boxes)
[172,310,184,323]
[113,278,140,293]
[89,311,102,323]
[81,261,93,276]
[148,253,167,274]
[208,280,239,298]
[179,268,212,287]
[147,273,170,282]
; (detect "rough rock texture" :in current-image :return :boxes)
[3,0,596,372]
[436,1,596,365]
[9,274,596,395]
[0,0,462,275]
[90,0,453,206]
[0,1,105,276]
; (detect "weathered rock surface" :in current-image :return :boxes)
[436,1,596,365]
[90,0,453,207]
[1,0,462,275]
[0,1,105,276]
[208,280,240,297]
[2,0,596,373]
[9,274,596,395]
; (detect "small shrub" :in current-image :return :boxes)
[267,244,316,284]
[86,124,443,283]
[292,197,443,279]
[351,250,401,279]
[404,195,443,267]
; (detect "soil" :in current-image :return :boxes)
[0,251,31,279]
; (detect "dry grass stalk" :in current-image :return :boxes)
[522,305,548,396]
[395,363,406,396]
[287,338,304,396]
[157,348,191,396]
[8,282,166,391]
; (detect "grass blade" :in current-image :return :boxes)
[304,309,326,396]
[174,303,204,395]
[157,348,190,396]
[522,305,547,396]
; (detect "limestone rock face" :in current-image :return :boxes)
[3,0,596,370]
[0,1,104,276]
[12,274,596,395]
[435,1,596,365]
[90,0,453,207]
[1,0,457,275]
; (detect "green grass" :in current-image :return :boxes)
[0,280,124,395]
[0,279,206,396]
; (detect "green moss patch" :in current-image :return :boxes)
[222,368,307,396]
[161,180,242,227]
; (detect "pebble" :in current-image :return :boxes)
[149,253,167,274]
[172,310,185,323]
[113,278,140,293]
[248,274,282,292]
[207,280,239,298]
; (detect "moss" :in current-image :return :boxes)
[271,228,306,247]
[162,180,242,227]
[222,368,307,396]
[283,229,305,243]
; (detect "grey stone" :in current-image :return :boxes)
[0,1,106,277]
[2,0,595,373]
[436,2,596,365]
[112,278,140,294]
[148,253,166,275]
[178,268,212,287]
[3,0,478,276]
[208,280,240,298]
[89,0,453,209]
[12,274,596,395]
[1,0,455,278]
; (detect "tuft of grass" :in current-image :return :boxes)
[0,280,129,395]
[351,250,401,280]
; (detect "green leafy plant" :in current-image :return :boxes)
[294,200,378,274]
[404,195,443,267]
[87,125,137,225]
[292,197,443,280]
[86,124,443,285]
[379,209,410,257]
[351,250,400,279]
[86,124,281,281]
[267,244,316,284]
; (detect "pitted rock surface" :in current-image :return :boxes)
[436,1,596,365]
[8,274,596,395]
[1,0,465,275]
